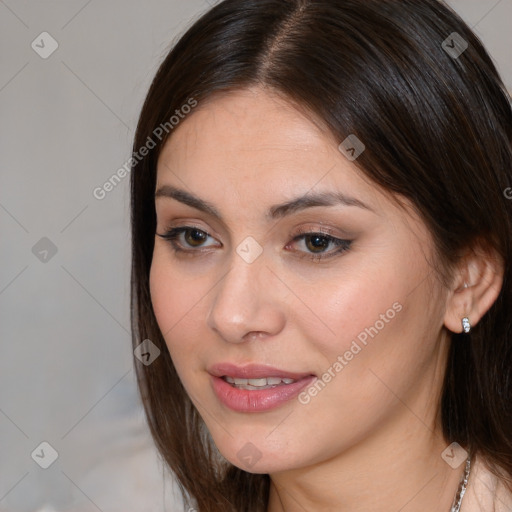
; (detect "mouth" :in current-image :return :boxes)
[208,362,314,381]
[208,363,316,412]
[221,375,297,390]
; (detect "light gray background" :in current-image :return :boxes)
[0,1,511,511]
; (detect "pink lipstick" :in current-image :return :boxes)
[209,363,316,412]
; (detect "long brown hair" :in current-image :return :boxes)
[130,1,512,510]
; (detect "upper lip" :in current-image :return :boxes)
[208,363,315,380]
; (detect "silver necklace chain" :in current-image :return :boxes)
[450,456,472,512]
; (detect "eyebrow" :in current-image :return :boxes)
[154,185,373,220]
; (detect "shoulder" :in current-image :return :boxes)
[461,454,512,512]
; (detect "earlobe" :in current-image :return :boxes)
[443,244,504,334]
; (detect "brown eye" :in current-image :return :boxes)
[184,228,208,247]
[304,234,331,253]
[156,226,219,252]
[287,231,352,261]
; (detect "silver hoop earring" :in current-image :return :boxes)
[462,317,471,334]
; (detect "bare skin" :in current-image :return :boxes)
[149,86,503,511]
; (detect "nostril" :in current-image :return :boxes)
[244,331,265,342]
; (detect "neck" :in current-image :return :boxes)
[267,414,465,512]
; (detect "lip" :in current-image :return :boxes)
[208,363,316,413]
[208,363,314,380]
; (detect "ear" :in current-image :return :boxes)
[444,242,504,334]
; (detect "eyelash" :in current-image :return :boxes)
[156,226,352,261]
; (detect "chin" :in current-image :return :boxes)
[208,428,310,474]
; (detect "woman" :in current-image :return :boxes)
[130,0,512,510]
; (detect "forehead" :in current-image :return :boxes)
[158,88,369,196]
[159,88,333,163]
[155,87,418,227]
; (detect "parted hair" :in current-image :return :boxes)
[130,1,512,510]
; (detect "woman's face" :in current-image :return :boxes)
[150,87,450,473]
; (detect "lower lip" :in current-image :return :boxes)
[210,375,316,413]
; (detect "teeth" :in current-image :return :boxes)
[223,376,297,388]
[246,378,268,386]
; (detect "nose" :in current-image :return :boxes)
[206,253,286,344]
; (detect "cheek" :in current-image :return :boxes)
[297,263,441,413]
[294,263,405,362]
[149,259,180,334]
[292,254,434,408]
[149,255,207,358]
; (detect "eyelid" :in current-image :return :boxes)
[158,223,344,243]
[156,225,221,250]
[157,223,353,261]
[158,220,221,240]
[292,224,340,236]
[289,223,355,241]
